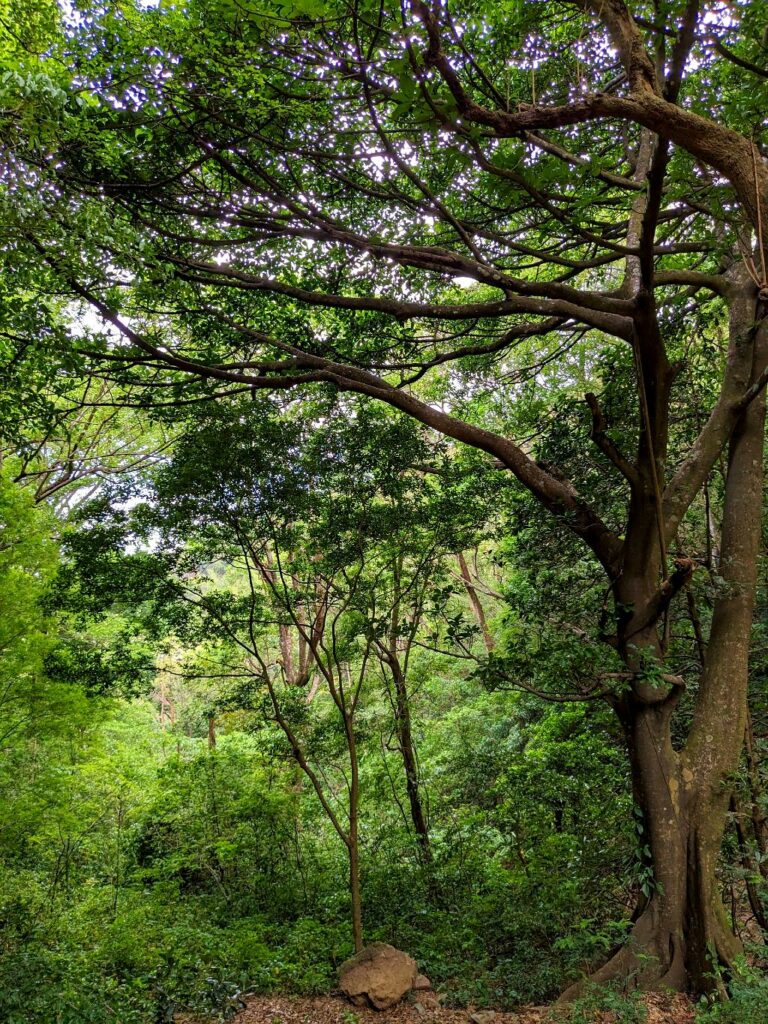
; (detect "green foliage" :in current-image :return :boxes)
[0,392,653,1019]
[558,983,648,1024]
[0,717,354,1022]
[695,960,768,1024]
[0,463,57,689]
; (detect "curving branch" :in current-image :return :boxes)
[585,392,640,487]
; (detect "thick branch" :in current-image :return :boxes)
[624,556,695,637]
[59,277,625,576]
[663,275,761,542]
[170,259,634,336]
[408,5,768,240]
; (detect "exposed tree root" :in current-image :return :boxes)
[557,890,740,1004]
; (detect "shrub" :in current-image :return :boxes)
[695,960,768,1024]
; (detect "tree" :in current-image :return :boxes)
[57,398,475,952]
[6,0,768,996]
[5,383,173,510]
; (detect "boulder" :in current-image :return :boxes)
[413,974,432,992]
[339,942,418,1010]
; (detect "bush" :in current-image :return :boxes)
[695,960,768,1024]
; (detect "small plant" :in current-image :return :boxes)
[695,958,768,1023]
[556,982,648,1024]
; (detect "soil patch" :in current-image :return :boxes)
[203,990,696,1024]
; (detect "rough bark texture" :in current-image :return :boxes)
[563,283,768,999]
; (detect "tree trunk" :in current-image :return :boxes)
[573,704,742,996]
[348,819,364,953]
[385,558,432,864]
[345,706,364,953]
[390,657,432,864]
[563,292,767,998]
[457,551,494,654]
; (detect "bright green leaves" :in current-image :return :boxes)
[0,0,67,148]
[0,466,58,697]
[0,68,67,146]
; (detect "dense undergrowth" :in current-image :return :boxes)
[0,697,635,1023]
[3,713,765,1024]
[2,465,767,1023]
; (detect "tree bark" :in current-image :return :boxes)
[389,655,432,864]
[578,702,744,995]
[346,710,364,952]
[563,283,768,998]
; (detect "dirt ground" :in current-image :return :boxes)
[218,991,696,1024]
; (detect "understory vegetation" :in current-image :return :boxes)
[1,411,766,1022]
[0,449,641,1020]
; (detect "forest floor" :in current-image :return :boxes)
[212,992,696,1024]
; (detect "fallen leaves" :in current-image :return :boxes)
[219,990,695,1024]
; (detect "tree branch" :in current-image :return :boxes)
[585,391,640,486]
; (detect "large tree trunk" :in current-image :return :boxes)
[563,290,767,999]
[573,703,742,995]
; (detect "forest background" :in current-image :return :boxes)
[1,1,768,1022]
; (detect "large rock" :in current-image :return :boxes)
[339,942,418,1010]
